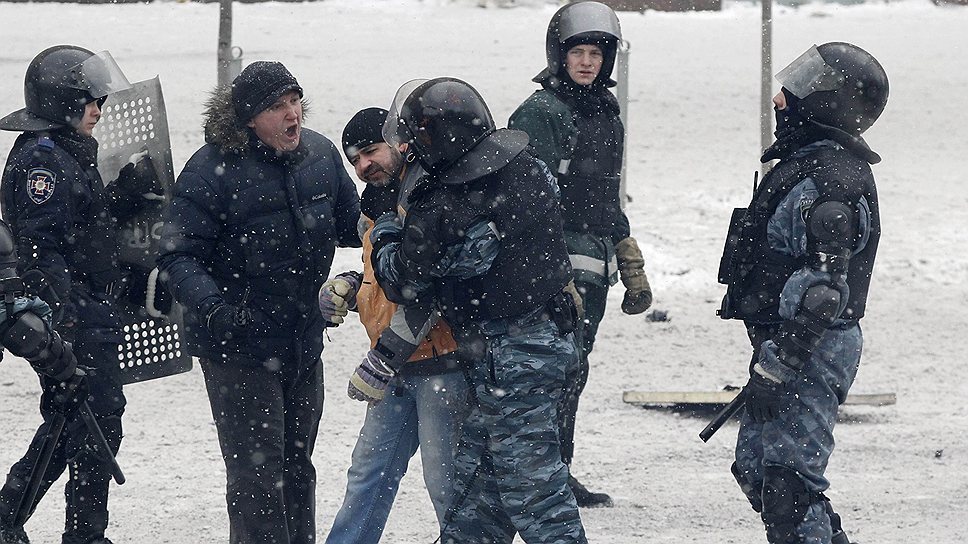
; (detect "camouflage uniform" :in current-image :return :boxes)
[734,321,862,543]
[441,310,584,544]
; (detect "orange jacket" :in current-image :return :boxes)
[356,215,459,365]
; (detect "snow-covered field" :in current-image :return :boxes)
[1,0,966,542]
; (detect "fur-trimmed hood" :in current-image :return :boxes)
[202,85,310,155]
[203,85,250,155]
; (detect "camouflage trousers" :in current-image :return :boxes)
[735,323,863,544]
[441,310,586,544]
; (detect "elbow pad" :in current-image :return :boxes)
[773,283,843,373]
[807,200,857,275]
[2,311,77,380]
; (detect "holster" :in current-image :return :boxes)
[547,290,578,335]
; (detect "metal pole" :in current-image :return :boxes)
[217,0,234,88]
[760,0,773,172]
[617,38,631,208]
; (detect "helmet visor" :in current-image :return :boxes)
[776,45,846,99]
[558,2,621,43]
[68,51,132,99]
[383,78,430,147]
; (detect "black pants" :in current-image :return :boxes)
[0,337,125,544]
[200,346,324,544]
[557,280,608,467]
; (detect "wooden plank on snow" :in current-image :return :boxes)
[622,390,897,406]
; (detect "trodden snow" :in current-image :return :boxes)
[0,0,965,542]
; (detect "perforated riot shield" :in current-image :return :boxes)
[93,77,192,384]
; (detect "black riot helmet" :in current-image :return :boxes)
[383,77,528,185]
[534,1,622,87]
[776,42,888,136]
[0,45,132,133]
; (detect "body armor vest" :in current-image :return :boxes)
[410,153,572,324]
[718,145,880,324]
[557,108,623,234]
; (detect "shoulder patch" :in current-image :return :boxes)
[36,136,55,152]
[26,168,57,205]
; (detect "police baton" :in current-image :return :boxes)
[11,377,125,530]
[77,401,126,485]
[699,389,747,443]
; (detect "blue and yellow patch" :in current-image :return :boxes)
[26,168,56,205]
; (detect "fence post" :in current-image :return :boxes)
[217,0,243,88]
[760,0,773,173]
[617,38,631,208]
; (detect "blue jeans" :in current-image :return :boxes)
[326,370,470,544]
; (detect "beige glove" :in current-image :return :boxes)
[615,236,653,315]
[318,273,361,325]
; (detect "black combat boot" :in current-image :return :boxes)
[831,530,850,544]
[0,525,29,544]
[824,498,851,544]
[568,475,613,508]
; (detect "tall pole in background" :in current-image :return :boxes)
[760,0,773,174]
[217,0,243,88]
[617,39,631,208]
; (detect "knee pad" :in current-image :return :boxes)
[731,462,762,512]
[761,465,820,544]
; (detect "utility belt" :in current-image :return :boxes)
[466,290,578,339]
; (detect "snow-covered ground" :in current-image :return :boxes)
[1,0,966,542]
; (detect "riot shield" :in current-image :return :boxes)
[94,77,192,384]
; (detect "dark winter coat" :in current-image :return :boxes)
[157,88,361,365]
[386,151,573,324]
[1,130,125,342]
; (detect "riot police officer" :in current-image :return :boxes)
[0,218,86,544]
[509,1,653,507]
[375,77,586,544]
[0,45,150,544]
[718,42,888,544]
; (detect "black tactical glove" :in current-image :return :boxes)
[45,371,89,416]
[395,209,444,283]
[744,371,786,424]
[115,151,162,198]
[205,303,253,342]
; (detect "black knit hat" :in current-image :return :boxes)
[232,61,303,123]
[341,107,389,160]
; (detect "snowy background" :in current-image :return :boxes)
[1,0,967,542]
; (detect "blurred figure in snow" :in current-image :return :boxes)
[157,61,360,544]
[718,42,888,544]
[508,0,652,508]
